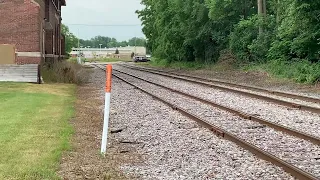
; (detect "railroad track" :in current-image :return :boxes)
[119,63,320,114]
[92,64,320,180]
[120,63,320,104]
[112,68,320,145]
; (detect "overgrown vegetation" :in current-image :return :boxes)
[245,60,320,84]
[61,24,78,54]
[0,83,75,179]
[137,0,320,83]
[41,61,89,84]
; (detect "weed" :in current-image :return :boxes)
[243,60,320,84]
[41,60,89,84]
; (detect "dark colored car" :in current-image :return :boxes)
[133,56,150,62]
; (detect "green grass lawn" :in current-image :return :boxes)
[0,83,75,179]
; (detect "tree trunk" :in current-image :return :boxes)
[263,0,267,16]
[257,0,263,34]
[243,0,247,19]
[257,0,263,15]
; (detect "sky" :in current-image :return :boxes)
[62,0,145,41]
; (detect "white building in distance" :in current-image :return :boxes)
[70,46,146,59]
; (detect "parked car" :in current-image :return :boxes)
[133,56,150,62]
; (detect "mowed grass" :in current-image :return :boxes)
[0,82,75,179]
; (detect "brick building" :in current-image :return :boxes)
[0,0,66,64]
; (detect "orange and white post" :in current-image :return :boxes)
[101,64,112,154]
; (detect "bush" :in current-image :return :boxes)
[230,15,276,63]
[41,61,89,84]
[268,1,320,62]
[248,59,320,84]
[229,16,258,62]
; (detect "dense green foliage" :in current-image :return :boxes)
[268,1,320,62]
[61,24,78,53]
[230,15,276,62]
[137,0,320,83]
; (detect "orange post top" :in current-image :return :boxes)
[106,65,112,92]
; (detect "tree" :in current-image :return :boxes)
[128,37,146,47]
[118,41,128,47]
[61,24,78,53]
[136,0,320,83]
[137,0,255,62]
[257,0,267,35]
[269,0,320,62]
[78,36,146,48]
[115,49,119,54]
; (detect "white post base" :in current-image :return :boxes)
[101,92,111,154]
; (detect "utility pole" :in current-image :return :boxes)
[99,44,102,57]
[263,0,267,16]
[77,28,81,64]
[134,37,137,55]
[258,0,264,35]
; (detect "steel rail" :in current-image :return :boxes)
[113,68,320,145]
[122,63,320,104]
[93,64,319,180]
[119,64,320,114]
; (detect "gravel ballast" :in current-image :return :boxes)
[105,67,295,179]
[113,70,320,178]
[123,63,320,99]
[115,65,320,139]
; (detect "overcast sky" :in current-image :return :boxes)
[62,0,144,41]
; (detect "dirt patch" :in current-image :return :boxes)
[58,69,142,180]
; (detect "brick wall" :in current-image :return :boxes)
[17,57,42,64]
[0,0,65,64]
[45,30,53,54]
[0,0,41,64]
